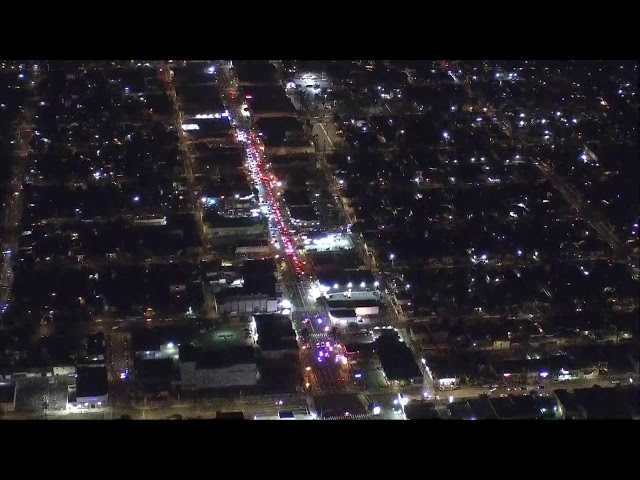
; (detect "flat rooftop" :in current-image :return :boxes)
[215,411,245,419]
[134,357,179,382]
[312,393,368,419]
[316,271,376,289]
[233,61,278,84]
[176,84,225,113]
[326,291,381,303]
[254,314,298,352]
[0,382,16,404]
[179,344,256,369]
[374,335,422,381]
[307,249,361,270]
[303,232,354,253]
[289,205,319,222]
[241,85,296,115]
[76,366,109,398]
[330,309,358,318]
[405,402,442,420]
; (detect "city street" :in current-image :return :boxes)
[217,62,349,395]
[0,73,39,319]
[106,330,132,407]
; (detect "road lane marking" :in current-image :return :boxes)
[318,123,334,149]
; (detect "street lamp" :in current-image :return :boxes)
[389,253,395,268]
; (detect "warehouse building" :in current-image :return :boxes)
[252,314,299,359]
[374,333,423,386]
[178,345,258,390]
[67,366,109,410]
[0,382,17,413]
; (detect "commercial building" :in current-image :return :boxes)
[53,365,76,377]
[328,309,360,326]
[554,385,640,419]
[315,271,377,297]
[374,332,423,386]
[254,410,316,420]
[215,291,282,315]
[240,85,297,118]
[68,366,109,410]
[252,314,299,359]
[215,411,245,419]
[303,232,354,253]
[289,205,321,229]
[323,290,382,316]
[0,382,17,413]
[310,393,370,420]
[175,84,226,117]
[214,259,284,314]
[178,345,258,390]
[204,215,265,239]
[232,61,279,86]
[235,239,271,258]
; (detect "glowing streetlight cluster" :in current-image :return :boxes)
[235,129,304,276]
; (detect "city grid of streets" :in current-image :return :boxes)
[1,60,636,421]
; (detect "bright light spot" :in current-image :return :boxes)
[280,299,292,310]
[133,196,140,203]
[448,395,454,404]
[540,371,549,378]
[167,343,174,349]
[373,406,381,415]
[360,282,366,288]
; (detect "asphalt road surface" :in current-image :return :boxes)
[217,63,349,396]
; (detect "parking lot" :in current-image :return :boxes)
[14,376,74,412]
